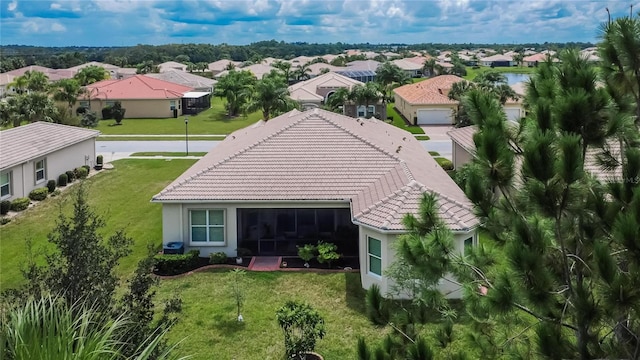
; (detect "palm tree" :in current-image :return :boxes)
[51,78,82,116]
[24,70,50,92]
[74,65,109,86]
[422,58,437,78]
[242,76,297,121]
[448,80,475,101]
[376,62,410,101]
[8,74,29,94]
[349,82,384,118]
[213,70,256,117]
[293,63,312,82]
[272,60,293,84]
[325,87,350,112]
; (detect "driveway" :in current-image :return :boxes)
[420,125,454,141]
[97,140,219,162]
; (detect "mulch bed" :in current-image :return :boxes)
[154,256,360,279]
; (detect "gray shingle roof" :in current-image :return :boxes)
[0,122,100,170]
[153,108,478,232]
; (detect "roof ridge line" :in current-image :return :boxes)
[380,186,412,229]
[156,113,309,196]
[355,184,407,218]
[412,181,472,229]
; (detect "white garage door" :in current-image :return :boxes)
[417,109,452,125]
[504,108,522,122]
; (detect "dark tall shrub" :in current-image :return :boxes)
[58,173,68,187]
[46,180,56,193]
[0,200,11,215]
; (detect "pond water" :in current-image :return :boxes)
[503,73,530,85]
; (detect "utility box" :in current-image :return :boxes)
[163,242,184,255]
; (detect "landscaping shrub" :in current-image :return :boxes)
[66,170,75,183]
[58,173,68,187]
[297,244,316,267]
[0,200,11,215]
[365,284,390,326]
[316,241,340,268]
[0,217,10,225]
[111,102,126,125]
[82,165,91,173]
[74,167,89,180]
[435,157,454,171]
[10,197,30,212]
[46,179,56,193]
[153,250,200,275]
[209,252,228,264]
[276,301,325,359]
[76,106,88,115]
[28,188,49,201]
[80,111,99,128]
[102,106,113,120]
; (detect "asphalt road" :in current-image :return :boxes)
[96,139,452,161]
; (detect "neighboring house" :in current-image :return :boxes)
[522,53,560,67]
[208,59,241,75]
[288,72,363,109]
[4,65,75,81]
[152,108,478,298]
[336,60,381,83]
[114,68,138,79]
[393,75,463,125]
[394,75,524,125]
[343,101,387,120]
[215,63,275,80]
[289,56,313,66]
[67,61,120,78]
[305,63,345,77]
[320,54,341,63]
[145,70,217,92]
[392,59,423,78]
[158,61,188,73]
[479,54,515,67]
[0,73,16,97]
[447,125,622,183]
[80,75,210,118]
[0,122,99,201]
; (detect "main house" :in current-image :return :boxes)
[80,75,211,118]
[394,75,524,125]
[152,108,478,298]
[0,122,99,201]
[288,72,363,109]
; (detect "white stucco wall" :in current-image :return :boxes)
[359,226,477,300]
[0,138,96,201]
[161,201,350,257]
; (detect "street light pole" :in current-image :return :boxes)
[184,116,189,156]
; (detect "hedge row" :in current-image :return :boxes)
[153,250,201,275]
[28,188,48,201]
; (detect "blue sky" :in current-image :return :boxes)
[0,0,637,47]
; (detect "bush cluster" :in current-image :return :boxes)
[209,252,228,264]
[0,200,11,215]
[435,157,454,171]
[75,167,89,179]
[11,197,30,212]
[153,250,200,275]
[66,170,75,183]
[46,180,56,193]
[28,188,49,201]
[58,173,68,187]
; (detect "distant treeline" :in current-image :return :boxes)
[0,40,595,72]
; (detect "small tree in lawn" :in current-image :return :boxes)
[276,301,325,360]
[228,268,246,322]
[111,101,126,125]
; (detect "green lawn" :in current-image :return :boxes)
[130,152,207,157]
[464,65,535,81]
[0,159,196,291]
[386,103,427,136]
[96,97,262,135]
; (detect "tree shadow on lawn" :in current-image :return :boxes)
[344,272,368,316]
[210,308,246,334]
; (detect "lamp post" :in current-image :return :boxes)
[184,116,189,156]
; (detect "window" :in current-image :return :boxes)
[170,100,176,110]
[368,237,382,276]
[79,101,89,108]
[106,101,115,107]
[35,159,46,183]
[464,236,474,255]
[357,105,366,117]
[0,172,11,199]
[190,210,225,244]
[367,105,375,116]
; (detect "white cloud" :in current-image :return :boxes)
[50,3,62,9]
[7,0,17,11]
[51,22,66,32]
[22,20,66,34]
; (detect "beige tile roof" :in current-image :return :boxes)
[153,108,477,232]
[66,61,120,73]
[392,59,422,71]
[208,59,241,72]
[288,72,363,96]
[0,122,100,170]
[447,125,622,183]
[215,63,275,79]
[393,75,464,105]
[306,63,345,76]
[144,70,217,90]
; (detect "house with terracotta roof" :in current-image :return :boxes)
[288,72,363,109]
[392,58,423,78]
[79,75,210,118]
[393,75,463,125]
[0,122,99,201]
[394,75,524,125]
[152,108,478,298]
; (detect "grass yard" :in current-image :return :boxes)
[0,159,196,291]
[386,103,427,136]
[96,97,262,135]
[130,152,207,157]
[464,65,535,80]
